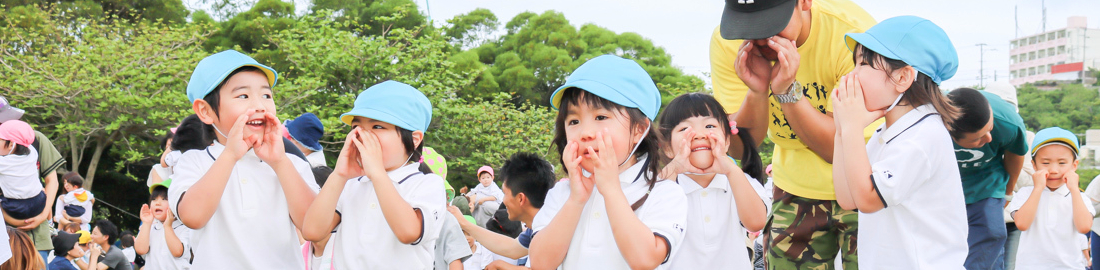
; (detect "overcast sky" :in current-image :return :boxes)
[421,0,1100,90]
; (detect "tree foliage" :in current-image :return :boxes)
[1018,84,1100,134]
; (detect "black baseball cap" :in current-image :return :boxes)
[53,231,80,256]
[720,0,798,40]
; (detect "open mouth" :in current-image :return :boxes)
[246,119,267,128]
[691,146,711,152]
[154,209,165,215]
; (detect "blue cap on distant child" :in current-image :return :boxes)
[286,113,325,152]
[549,55,662,120]
[1030,127,1079,158]
[185,50,279,102]
[341,81,432,132]
[844,16,958,84]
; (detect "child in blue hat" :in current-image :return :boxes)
[167,50,319,269]
[285,112,327,167]
[830,16,969,268]
[1007,127,1094,269]
[528,55,688,270]
[301,80,446,269]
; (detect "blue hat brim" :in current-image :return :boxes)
[550,80,656,121]
[341,108,421,132]
[189,63,278,103]
[845,33,903,62]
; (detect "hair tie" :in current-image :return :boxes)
[730,120,739,135]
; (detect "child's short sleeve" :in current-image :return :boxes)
[531,181,570,232]
[406,174,447,245]
[167,150,216,223]
[639,181,688,264]
[1006,186,1035,215]
[744,173,772,221]
[870,141,932,207]
[289,153,320,192]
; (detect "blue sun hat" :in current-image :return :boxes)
[285,113,325,152]
[1030,127,1079,158]
[186,50,278,102]
[340,81,432,132]
[844,16,958,84]
[548,55,662,121]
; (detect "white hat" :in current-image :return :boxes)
[984,82,1018,110]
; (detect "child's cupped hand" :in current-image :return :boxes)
[588,130,622,191]
[563,140,594,204]
[659,127,704,180]
[253,112,288,165]
[831,73,886,132]
[351,127,387,179]
[1032,169,1049,188]
[223,112,257,161]
[701,132,739,176]
[333,128,366,180]
[1066,170,1080,189]
[139,204,153,223]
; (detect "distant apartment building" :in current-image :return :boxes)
[1009,16,1100,86]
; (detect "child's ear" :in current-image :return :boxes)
[892,66,918,94]
[411,130,424,148]
[632,118,652,143]
[192,100,217,125]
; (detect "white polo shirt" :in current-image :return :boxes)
[669,173,769,270]
[859,104,968,269]
[305,151,326,168]
[168,142,319,269]
[331,162,445,269]
[1008,185,1096,269]
[531,156,688,270]
[0,145,41,199]
[143,220,192,270]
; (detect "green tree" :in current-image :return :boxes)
[310,0,425,37]
[203,0,297,58]
[1,0,188,23]
[1018,84,1100,134]
[443,8,498,50]
[0,7,211,190]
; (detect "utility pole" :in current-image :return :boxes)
[1042,0,1047,32]
[977,43,989,88]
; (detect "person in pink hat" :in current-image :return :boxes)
[469,166,505,226]
[0,120,48,226]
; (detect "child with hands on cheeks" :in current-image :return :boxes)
[1007,127,1095,269]
[528,55,688,270]
[657,93,769,270]
[301,81,445,270]
[136,181,191,270]
[830,16,969,269]
[167,50,319,269]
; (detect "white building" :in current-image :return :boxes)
[1009,16,1100,86]
[1082,129,1100,161]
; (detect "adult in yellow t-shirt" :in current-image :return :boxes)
[712,0,877,269]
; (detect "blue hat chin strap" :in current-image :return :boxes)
[619,123,651,167]
[211,124,230,142]
[885,93,905,113]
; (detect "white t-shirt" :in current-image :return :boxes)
[859,105,969,269]
[669,173,769,270]
[469,182,504,206]
[302,234,335,270]
[1082,177,1100,233]
[1008,185,1096,269]
[142,220,192,270]
[464,242,495,270]
[331,163,445,269]
[0,145,41,199]
[56,188,95,231]
[305,151,326,168]
[167,142,319,269]
[122,247,136,263]
[531,156,688,270]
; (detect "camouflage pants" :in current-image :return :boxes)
[764,186,858,270]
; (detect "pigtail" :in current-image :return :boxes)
[736,127,766,184]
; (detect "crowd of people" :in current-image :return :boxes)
[0,0,1097,269]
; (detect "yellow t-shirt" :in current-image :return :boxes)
[710,0,878,200]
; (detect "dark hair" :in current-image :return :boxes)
[312,166,333,188]
[202,66,265,118]
[160,130,175,150]
[551,88,661,211]
[485,206,523,238]
[172,114,214,153]
[2,141,30,156]
[657,93,766,183]
[62,172,84,188]
[855,45,959,128]
[499,153,556,208]
[946,88,992,139]
[396,128,426,170]
[63,223,80,233]
[93,219,119,245]
[478,171,491,178]
[119,233,134,248]
[150,185,169,202]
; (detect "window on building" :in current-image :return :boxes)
[1011,70,1017,78]
[1030,36,1037,44]
[1020,69,1027,76]
[1048,33,1056,40]
[1048,48,1055,56]
[1011,55,1017,64]
[1030,51,1036,60]
[1039,35,1046,42]
[1029,67,1036,76]
[1047,64,1054,74]
[1059,30,1066,38]
[1039,50,1046,58]
[1058,46,1066,55]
